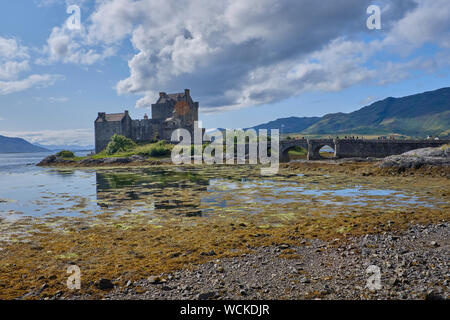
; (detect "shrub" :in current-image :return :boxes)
[57,150,74,158]
[149,145,171,157]
[105,134,136,155]
[138,141,172,157]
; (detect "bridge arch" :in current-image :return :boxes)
[279,139,309,162]
[314,144,336,159]
[282,145,308,162]
[307,139,336,160]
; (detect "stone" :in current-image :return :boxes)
[36,283,48,295]
[201,250,217,256]
[216,266,225,273]
[96,279,114,290]
[425,290,444,300]
[430,241,439,247]
[380,145,450,169]
[129,155,147,162]
[197,291,216,300]
[301,277,311,284]
[148,276,161,284]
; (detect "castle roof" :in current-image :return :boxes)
[96,112,129,122]
[156,89,195,105]
[157,93,185,104]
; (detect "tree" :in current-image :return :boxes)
[105,134,136,155]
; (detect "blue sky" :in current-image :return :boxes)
[0,0,449,146]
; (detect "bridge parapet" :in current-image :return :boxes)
[279,138,449,162]
[334,139,450,159]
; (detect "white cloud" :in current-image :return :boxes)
[384,0,450,52]
[0,128,94,146]
[35,0,450,113]
[48,96,69,103]
[0,61,30,80]
[0,37,29,60]
[41,25,116,65]
[0,37,30,81]
[34,96,69,103]
[101,0,440,113]
[0,36,62,94]
[0,74,63,95]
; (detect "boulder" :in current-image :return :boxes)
[36,155,75,166]
[380,145,450,168]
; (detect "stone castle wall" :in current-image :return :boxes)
[95,90,199,153]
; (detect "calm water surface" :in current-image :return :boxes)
[0,152,444,223]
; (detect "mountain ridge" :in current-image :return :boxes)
[250,87,450,138]
[33,142,94,151]
[0,135,49,153]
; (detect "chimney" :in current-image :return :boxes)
[159,92,166,98]
[184,89,190,97]
[98,112,106,121]
[124,110,129,117]
[144,114,148,120]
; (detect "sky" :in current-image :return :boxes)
[0,0,449,146]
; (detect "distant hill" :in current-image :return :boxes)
[250,87,450,138]
[33,143,94,151]
[248,116,321,133]
[0,135,49,153]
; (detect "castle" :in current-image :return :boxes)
[95,89,199,153]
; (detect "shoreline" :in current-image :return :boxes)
[51,222,450,300]
[33,156,450,179]
[36,144,450,178]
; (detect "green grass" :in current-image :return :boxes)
[56,150,75,158]
[91,141,173,159]
[288,146,307,156]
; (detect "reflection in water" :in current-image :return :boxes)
[0,164,445,224]
[95,169,210,216]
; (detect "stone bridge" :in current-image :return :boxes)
[279,138,450,162]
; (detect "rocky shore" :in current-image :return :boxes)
[380,145,450,169]
[36,154,170,167]
[37,145,450,171]
[65,222,448,300]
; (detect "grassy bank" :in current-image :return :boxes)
[93,140,173,159]
[57,139,174,162]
